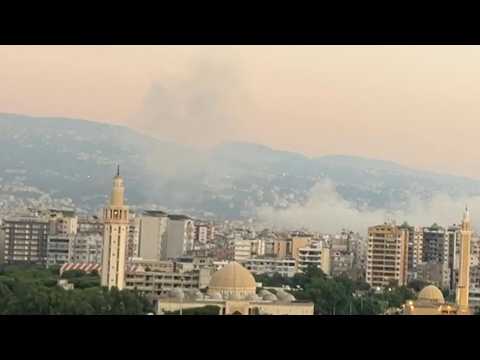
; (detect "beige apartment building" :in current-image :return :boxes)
[366,224,408,288]
[297,241,331,275]
[291,235,312,261]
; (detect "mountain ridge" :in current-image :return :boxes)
[1,113,479,219]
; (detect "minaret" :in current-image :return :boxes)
[456,206,471,314]
[101,165,129,290]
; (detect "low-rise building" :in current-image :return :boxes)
[129,258,175,272]
[57,279,74,290]
[125,265,212,297]
[175,256,215,271]
[156,262,314,315]
[243,257,296,277]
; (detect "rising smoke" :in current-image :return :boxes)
[256,180,480,234]
[133,52,250,147]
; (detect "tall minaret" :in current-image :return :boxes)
[456,206,471,314]
[101,165,129,290]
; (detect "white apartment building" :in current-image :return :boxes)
[46,235,74,267]
[164,215,195,259]
[127,215,141,259]
[234,239,252,262]
[138,211,168,261]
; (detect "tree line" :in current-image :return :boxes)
[255,267,417,315]
[0,265,153,315]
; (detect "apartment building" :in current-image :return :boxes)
[72,232,103,263]
[138,210,168,261]
[366,224,408,288]
[297,241,331,275]
[46,235,74,267]
[1,216,49,265]
[243,257,296,277]
[164,215,195,259]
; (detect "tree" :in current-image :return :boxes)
[407,279,429,292]
[0,265,153,315]
[165,305,221,315]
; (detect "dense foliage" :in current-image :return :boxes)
[0,265,153,315]
[164,305,221,315]
[255,267,416,315]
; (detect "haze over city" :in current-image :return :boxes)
[1,44,480,316]
[2,45,480,178]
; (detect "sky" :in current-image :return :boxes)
[1,45,480,178]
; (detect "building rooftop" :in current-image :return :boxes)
[48,209,76,217]
[168,214,192,221]
[143,210,168,217]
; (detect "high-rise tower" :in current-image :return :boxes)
[101,166,129,290]
[456,206,471,313]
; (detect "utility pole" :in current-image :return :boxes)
[180,275,183,316]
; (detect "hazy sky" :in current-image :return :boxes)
[2,45,480,178]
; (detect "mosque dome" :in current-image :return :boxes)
[417,285,445,304]
[207,262,257,300]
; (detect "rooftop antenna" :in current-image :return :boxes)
[116,164,120,177]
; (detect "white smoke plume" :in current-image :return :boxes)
[256,180,480,234]
[132,52,250,148]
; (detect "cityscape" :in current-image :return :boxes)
[1,45,480,315]
[0,166,477,315]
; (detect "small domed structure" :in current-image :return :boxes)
[208,291,223,300]
[207,262,257,300]
[417,285,445,304]
[258,289,271,297]
[245,293,260,301]
[263,293,278,301]
[276,290,295,303]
